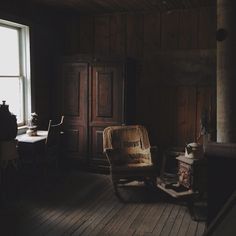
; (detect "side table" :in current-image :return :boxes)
[16,130,48,166]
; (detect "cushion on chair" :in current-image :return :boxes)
[104,125,153,165]
[111,163,156,175]
[125,152,152,165]
[103,125,150,151]
[110,151,152,165]
[108,149,152,165]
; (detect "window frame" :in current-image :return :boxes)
[0,19,31,127]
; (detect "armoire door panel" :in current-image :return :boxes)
[96,72,113,118]
[64,73,80,116]
[61,62,88,159]
[64,125,87,159]
[62,63,88,121]
[64,129,79,152]
[91,64,124,125]
[90,126,106,161]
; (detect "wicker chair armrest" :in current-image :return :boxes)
[104,148,118,166]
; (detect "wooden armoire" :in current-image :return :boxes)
[56,55,136,168]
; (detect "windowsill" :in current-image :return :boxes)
[17,125,27,135]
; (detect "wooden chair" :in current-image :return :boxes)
[103,125,158,199]
[39,116,64,176]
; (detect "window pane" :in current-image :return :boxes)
[0,78,23,124]
[0,25,20,76]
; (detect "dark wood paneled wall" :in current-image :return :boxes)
[63,8,216,55]
[63,8,216,149]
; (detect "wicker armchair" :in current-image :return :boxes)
[103,125,158,198]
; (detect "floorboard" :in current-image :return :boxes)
[177,207,192,236]
[169,206,187,236]
[0,170,206,236]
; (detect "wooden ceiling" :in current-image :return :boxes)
[32,0,216,13]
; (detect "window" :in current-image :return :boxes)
[0,19,31,126]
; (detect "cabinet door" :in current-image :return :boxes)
[89,63,124,163]
[62,63,88,160]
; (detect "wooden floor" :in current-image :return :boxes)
[0,170,206,236]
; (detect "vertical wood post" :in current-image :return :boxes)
[217,0,236,142]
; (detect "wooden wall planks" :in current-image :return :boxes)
[126,13,144,59]
[94,15,110,55]
[198,7,217,49]
[63,7,216,148]
[109,14,126,57]
[70,7,216,54]
[175,87,197,146]
[196,86,216,142]
[161,10,180,49]
[179,9,198,49]
[143,12,161,57]
[79,15,94,54]
[32,0,215,13]
[64,16,80,54]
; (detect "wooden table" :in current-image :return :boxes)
[17,130,48,163]
[17,130,48,143]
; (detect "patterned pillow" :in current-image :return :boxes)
[110,148,151,165]
[126,153,152,165]
[122,139,142,154]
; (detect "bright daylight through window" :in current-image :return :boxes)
[0,19,31,126]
